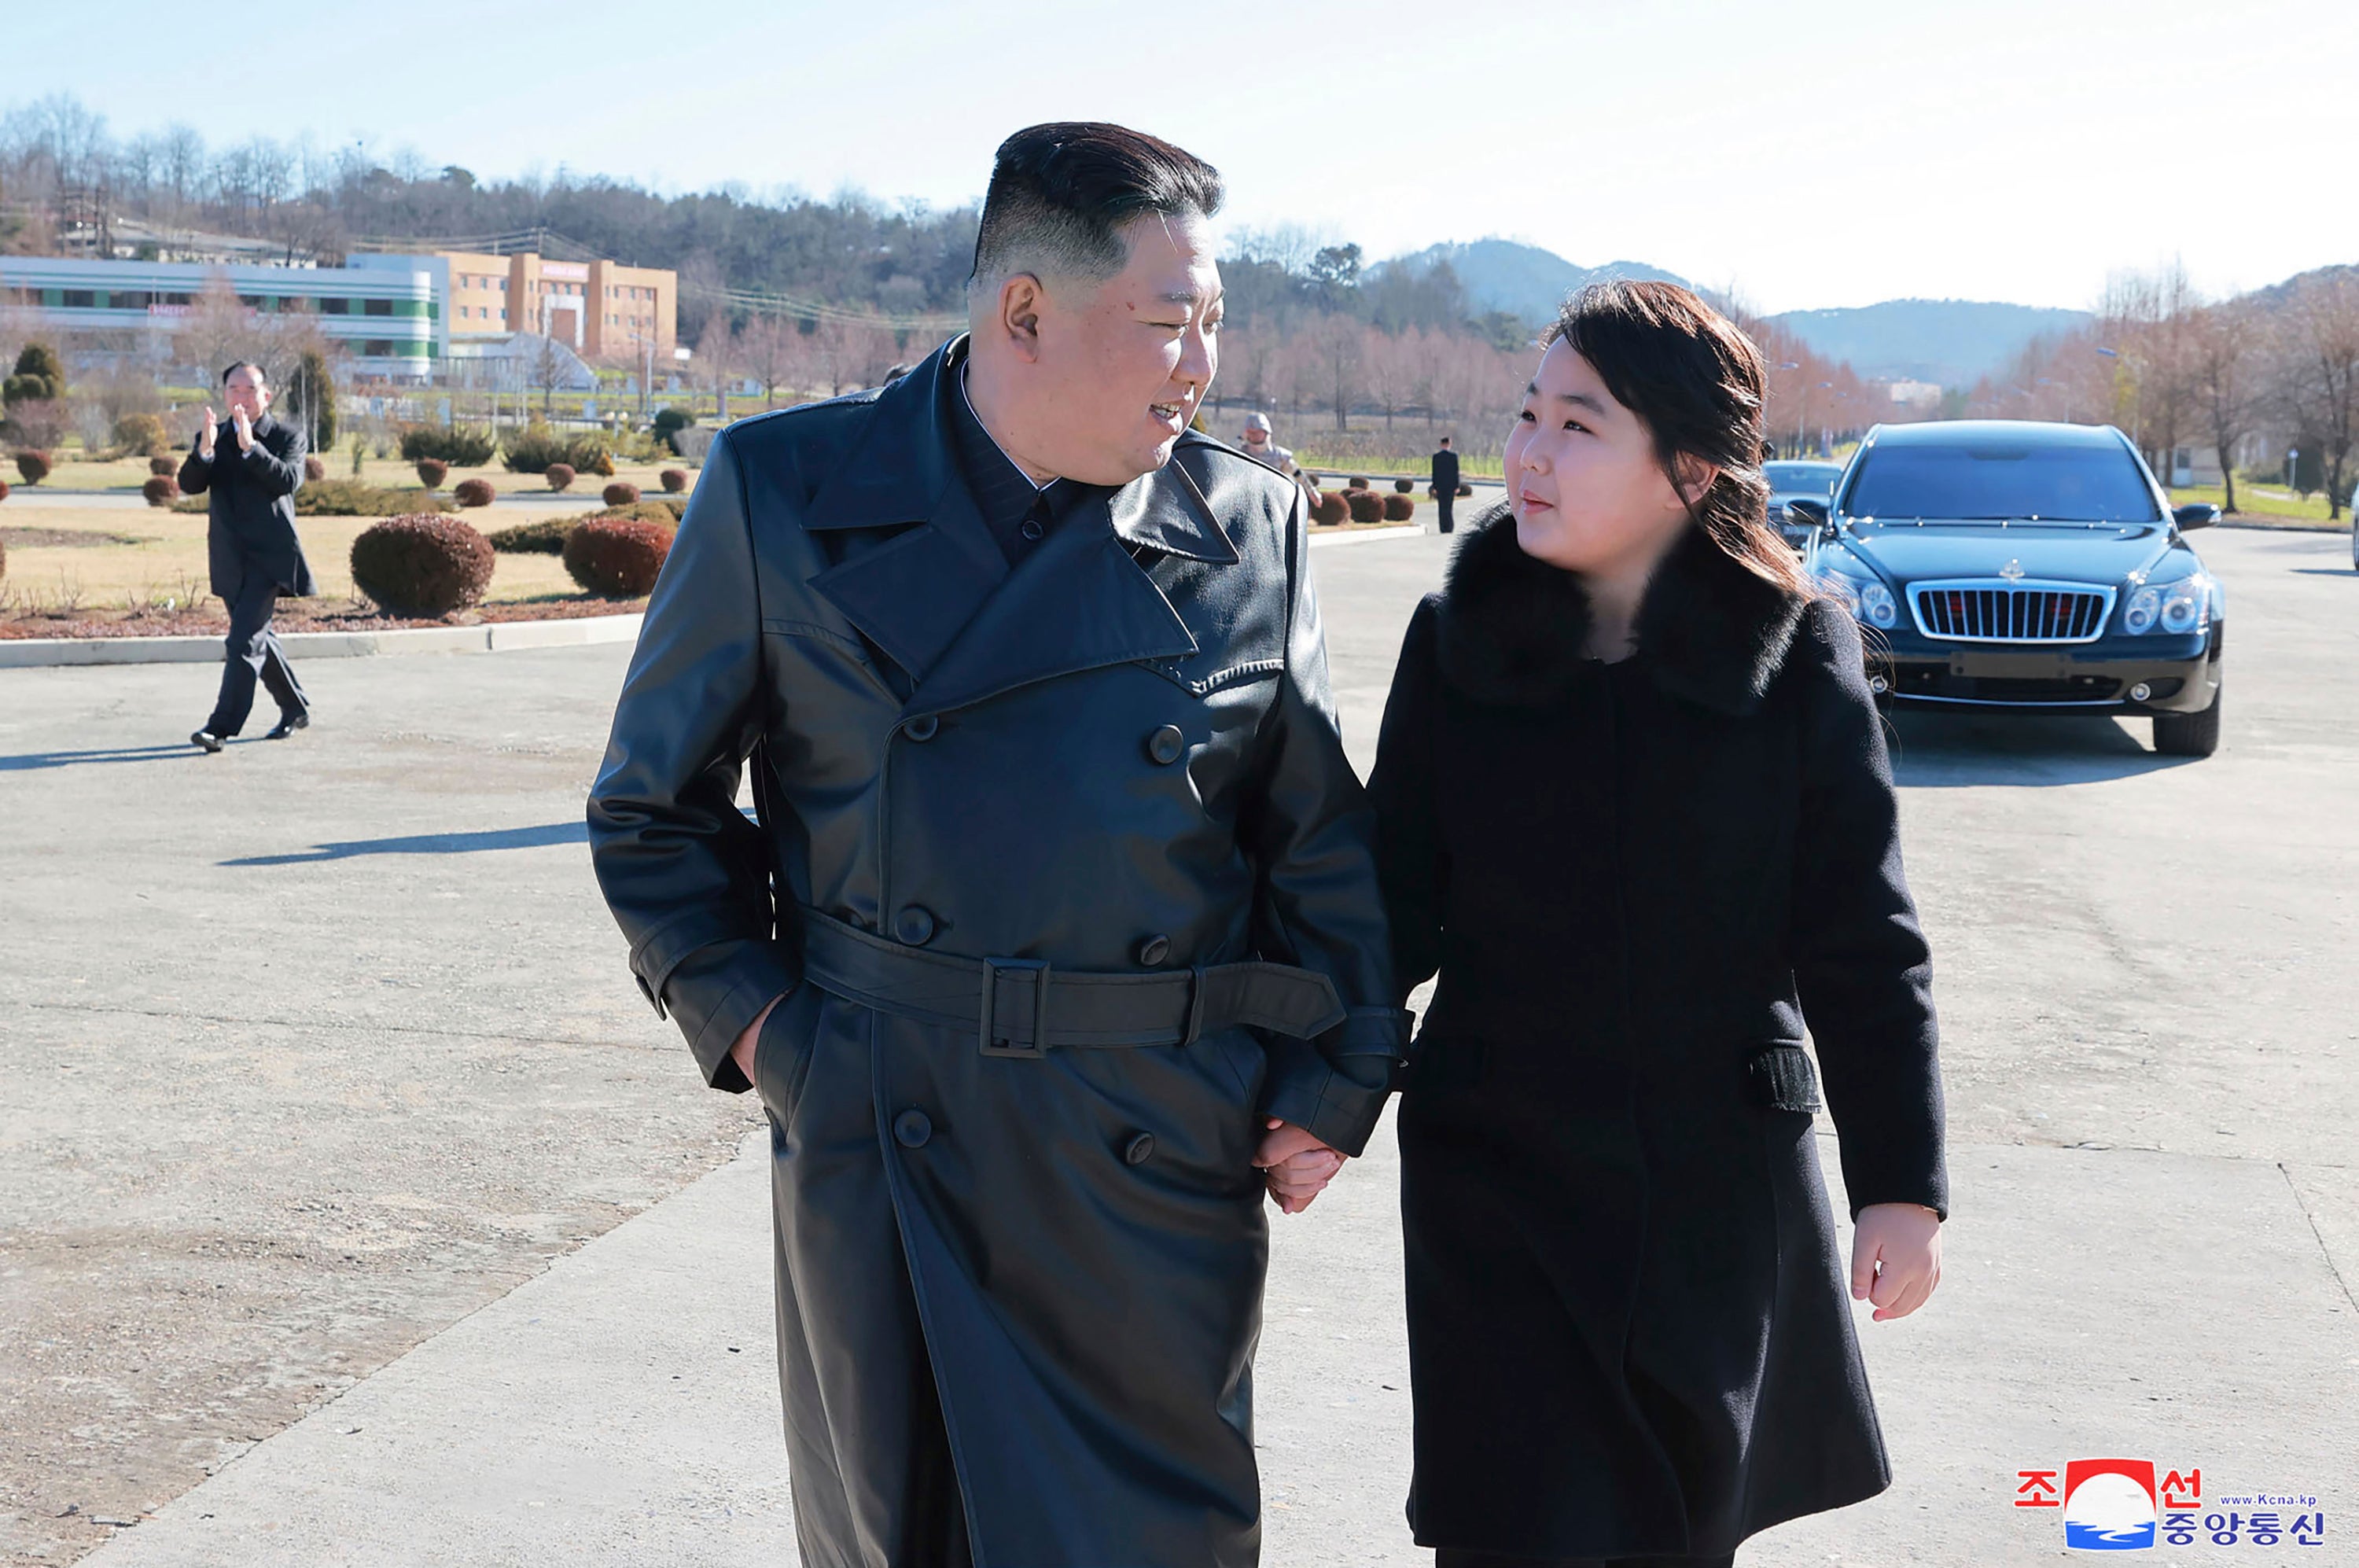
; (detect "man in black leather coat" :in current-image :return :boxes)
[180,361,314,752]
[587,123,1408,1568]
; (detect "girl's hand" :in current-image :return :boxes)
[1850,1202,1941,1321]
[1254,1117,1345,1214]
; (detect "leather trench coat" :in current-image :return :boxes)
[588,337,1407,1568]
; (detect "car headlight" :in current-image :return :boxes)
[1814,551,1897,629]
[2122,572,2211,636]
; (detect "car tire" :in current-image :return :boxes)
[2152,680,2222,758]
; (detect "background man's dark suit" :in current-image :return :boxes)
[1430,444,1460,534]
[180,415,315,735]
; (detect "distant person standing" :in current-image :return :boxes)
[1430,434,1460,533]
[181,361,314,753]
[1241,410,1319,508]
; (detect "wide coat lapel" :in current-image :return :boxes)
[802,340,1010,681]
[909,458,1231,716]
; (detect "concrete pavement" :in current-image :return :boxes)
[6,524,2355,1566]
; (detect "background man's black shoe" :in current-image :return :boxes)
[191,729,224,753]
[264,712,311,741]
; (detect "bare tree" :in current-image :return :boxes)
[1307,314,1362,432]
[738,312,803,407]
[2187,302,2258,513]
[2271,271,2359,520]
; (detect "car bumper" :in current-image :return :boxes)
[1868,627,2222,713]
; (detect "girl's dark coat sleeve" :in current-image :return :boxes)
[1788,601,1949,1220]
[1368,595,1448,1003]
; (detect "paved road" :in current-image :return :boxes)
[4,524,2353,1566]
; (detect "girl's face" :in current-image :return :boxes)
[1504,340,1700,575]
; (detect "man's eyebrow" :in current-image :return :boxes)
[1152,287,1222,307]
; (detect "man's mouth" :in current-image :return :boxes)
[1150,402,1184,428]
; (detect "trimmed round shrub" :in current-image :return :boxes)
[454,477,496,507]
[658,467,689,493]
[0,477,9,505]
[1393,477,1415,494]
[1311,490,1349,527]
[1346,490,1385,524]
[1345,475,1369,491]
[114,412,170,458]
[544,462,576,492]
[1457,484,1474,497]
[303,454,326,481]
[415,458,450,488]
[142,475,179,506]
[1382,492,1416,521]
[602,480,640,507]
[15,450,51,485]
[350,514,496,617]
[563,516,673,598]
[149,455,177,477]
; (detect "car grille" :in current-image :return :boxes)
[1886,668,2123,705]
[1908,580,2115,643]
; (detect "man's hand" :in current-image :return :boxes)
[1850,1202,1942,1322]
[231,406,255,454]
[198,407,217,459]
[1253,1117,1345,1215]
[728,994,784,1090]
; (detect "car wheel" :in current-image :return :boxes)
[2152,679,2222,758]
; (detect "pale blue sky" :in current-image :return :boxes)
[12,0,2353,313]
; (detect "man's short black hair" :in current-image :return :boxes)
[221,360,264,386]
[969,123,1223,296]
[1440,436,1452,446]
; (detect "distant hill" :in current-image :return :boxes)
[1765,298,2091,388]
[1375,238,1689,324]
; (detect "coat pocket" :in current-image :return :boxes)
[753,982,823,1121]
[1744,1041,1824,1114]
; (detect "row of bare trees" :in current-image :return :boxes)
[1958,262,2359,517]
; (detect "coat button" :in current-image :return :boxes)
[1136,934,1171,966]
[894,1110,933,1149]
[1019,517,1044,542]
[1145,724,1186,766]
[1124,1132,1156,1165]
[893,906,937,945]
[904,713,939,742]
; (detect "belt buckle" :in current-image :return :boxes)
[980,956,1051,1058]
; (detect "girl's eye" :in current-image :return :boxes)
[1518,409,1537,423]
[1562,419,1589,433]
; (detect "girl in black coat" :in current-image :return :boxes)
[1365,282,1948,1566]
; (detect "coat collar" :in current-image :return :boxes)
[803,335,1231,711]
[1433,502,1808,716]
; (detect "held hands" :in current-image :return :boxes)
[1254,1117,1345,1214]
[1850,1202,1942,1321]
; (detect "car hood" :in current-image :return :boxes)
[1839,520,2176,586]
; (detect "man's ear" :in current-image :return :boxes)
[997,274,1046,363]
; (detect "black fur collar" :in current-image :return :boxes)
[1433,502,1807,716]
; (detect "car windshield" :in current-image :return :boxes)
[1765,463,1841,494]
[1841,440,2159,521]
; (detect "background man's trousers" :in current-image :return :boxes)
[208,572,308,736]
[1436,490,1456,533]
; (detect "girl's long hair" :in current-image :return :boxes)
[1544,280,1810,598]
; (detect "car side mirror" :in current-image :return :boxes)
[1786,498,1828,529]
[2173,502,2220,531]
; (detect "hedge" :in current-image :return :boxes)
[563,516,672,598]
[399,425,499,466]
[1345,490,1385,524]
[13,450,50,485]
[1311,490,1349,526]
[454,477,496,507]
[350,514,496,617]
[142,475,179,506]
[1382,492,1415,521]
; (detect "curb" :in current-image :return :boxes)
[1308,523,1426,548]
[0,613,644,670]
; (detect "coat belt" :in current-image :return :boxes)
[796,905,1346,1058]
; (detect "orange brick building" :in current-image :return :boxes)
[439,251,676,364]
